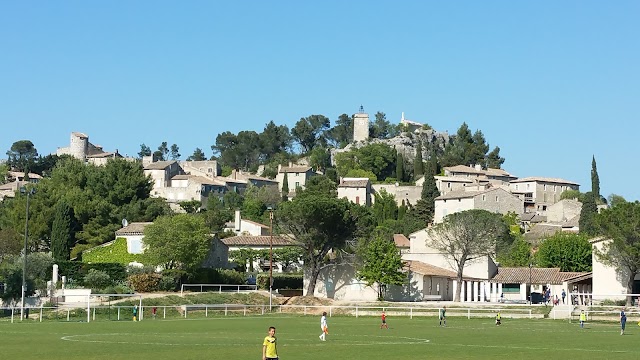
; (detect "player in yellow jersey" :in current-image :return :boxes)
[262,326,278,360]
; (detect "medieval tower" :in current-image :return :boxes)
[352,105,369,142]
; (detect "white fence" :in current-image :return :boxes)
[180,284,259,296]
[0,303,538,323]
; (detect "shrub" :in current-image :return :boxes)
[256,273,303,290]
[159,276,178,291]
[128,273,162,292]
[187,268,246,285]
[83,269,113,290]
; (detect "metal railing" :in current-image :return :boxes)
[180,284,259,296]
[0,303,536,323]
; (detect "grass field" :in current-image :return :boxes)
[1,314,637,359]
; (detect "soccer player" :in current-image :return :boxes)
[439,306,446,327]
[262,326,278,360]
[620,308,627,335]
[380,311,388,329]
[495,312,501,326]
[319,312,328,341]
[579,310,586,329]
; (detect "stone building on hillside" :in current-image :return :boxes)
[56,132,127,165]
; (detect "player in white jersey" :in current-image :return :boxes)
[319,311,328,341]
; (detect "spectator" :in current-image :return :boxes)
[561,289,566,304]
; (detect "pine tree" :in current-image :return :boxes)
[591,156,600,201]
[51,200,74,262]
[579,192,598,236]
[396,152,405,183]
[414,142,424,180]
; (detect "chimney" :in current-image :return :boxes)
[234,210,241,232]
[475,164,482,171]
[288,161,293,167]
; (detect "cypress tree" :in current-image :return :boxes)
[281,172,289,201]
[579,192,598,236]
[413,155,440,225]
[51,200,74,261]
[414,142,424,180]
[591,156,600,201]
[396,152,405,183]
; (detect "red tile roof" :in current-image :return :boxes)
[393,234,410,248]
[220,235,296,246]
[490,267,590,285]
[404,260,458,278]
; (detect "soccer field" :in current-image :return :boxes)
[1,315,637,360]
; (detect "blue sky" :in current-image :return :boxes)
[1,1,638,200]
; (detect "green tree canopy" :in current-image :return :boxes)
[579,192,598,236]
[427,210,508,302]
[356,232,407,300]
[6,140,38,172]
[276,194,358,295]
[291,115,330,153]
[594,201,640,306]
[143,214,211,271]
[50,200,75,262]
[535,232,592,272]
[186,148,207,161]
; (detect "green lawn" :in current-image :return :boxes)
[1,314,637,359]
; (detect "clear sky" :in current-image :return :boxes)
[1,1,638,200]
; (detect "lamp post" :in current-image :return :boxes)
[20,187,35,320]
[268,207,274,312]
[528,262,533,305]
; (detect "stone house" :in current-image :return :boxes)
[144,160,184,190]
[371,183,422,206]
[275,164,316,197]
[509,177,580,214]
[337,178,372,206]
[433,187,524,223]
[114,222,153,254]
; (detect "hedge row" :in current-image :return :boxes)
[256,273,303,290]
[57,261,127,284]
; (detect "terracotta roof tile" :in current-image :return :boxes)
[404,260,459,278]
[510,177,579,186]
[393,234,410,248]
[490,267,590,285]
[221,235,296,246]
[115,222,153,236]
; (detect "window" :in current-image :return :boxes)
[447,182,451,188]
[295,182,300,188]
[355,196,360,205]
[482,195,486,201]
[495,196,499,202]
[502,284,520,293]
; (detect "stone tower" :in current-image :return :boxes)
[69,132,89,160]
[353,105,369,142]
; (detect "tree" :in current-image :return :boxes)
[485,146,505,169]
[608,194,627,208]
[334,143,395,181]
[143,214,211,271]
[273,247,303,271]
[138,144,152,159]
[536,232,592,272]
[594,201,640,306]
[427,210,508,302]
[413,142,424,180]
[179,200,201,214]
[154,142,169,161]
[372,189,398,225]
[170,144,181,160]
[326,114,353,148]
[228,247,260,272]
[0,228,22,264]
[211,131,261,170]
[291,115,330,153]
[309,147,331,172]
[370,111,392,139]
[276,194,358,295]
[395,152,405,183]
[560,189,584,202]
[579,192,598,236]
[281,172,289,201]
[6,140,38,172]
[0,162,8,184]
[356,233,407,300]
[50,200,75,262]
[186,148,207,161]
[259,121,292,162]
[591,155,601,203]
[300,175,338,198]
[413,159,440,226]
[496,235,531,267]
